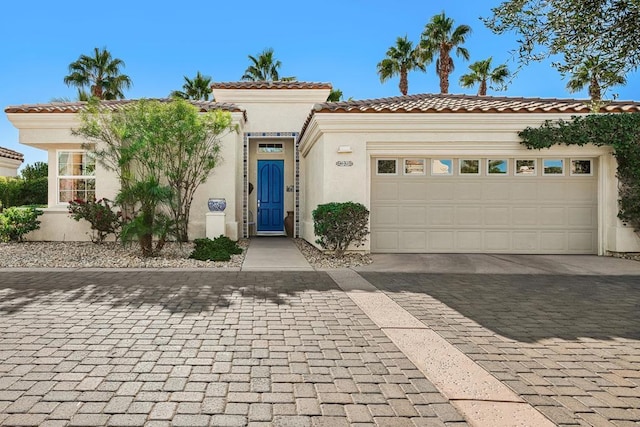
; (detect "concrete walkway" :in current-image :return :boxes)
[241,237,313,271]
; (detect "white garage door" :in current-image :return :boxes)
[371,157,598,254]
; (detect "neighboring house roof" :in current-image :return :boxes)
[299,93,640,141]
[4,99,246,118]
[314,93,640,114]
[0,146,24,162]
[211,81,332,90]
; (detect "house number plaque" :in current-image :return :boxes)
[336,161,353,167]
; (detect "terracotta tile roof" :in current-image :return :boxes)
[211,81,332,90]
[298,93,640,141]
[313,93,640,114]
[0,146,24,162]
[4,99,246,116]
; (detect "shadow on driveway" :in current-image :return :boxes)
[360,272,640,343]
[0,271,336,315]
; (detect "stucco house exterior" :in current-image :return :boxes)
[5,81,640,254]
[0,146,23,177]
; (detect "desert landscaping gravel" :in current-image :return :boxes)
[0,239,372,269]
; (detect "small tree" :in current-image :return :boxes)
[313,202,370,257]
[74,99,236,255]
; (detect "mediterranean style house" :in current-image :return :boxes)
[5,81,640,254]
[0,146,23,177]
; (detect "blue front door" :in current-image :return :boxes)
[257,160,284,232]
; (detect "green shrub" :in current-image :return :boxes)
[313,201,369,257]
[20,177,48,206]
[0,175,48,208]
[0,206,43,242]
[189,235,242,261]
[0,177,23,208]
[68,198,121,243]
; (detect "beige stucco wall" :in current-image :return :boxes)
[299,112,640,254]
[189,124,244,240]
[0,158,21,177]
[8,110,246,241]
[213,87,330,237]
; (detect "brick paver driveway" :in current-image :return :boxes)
[0,271,465,427]
[361,272,640,427]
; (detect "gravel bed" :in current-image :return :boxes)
[0,240,248,269]
[293,238,373,269]
[0,239,372,269]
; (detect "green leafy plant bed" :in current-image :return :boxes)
[0,206,43,242]
[189,235,243,261]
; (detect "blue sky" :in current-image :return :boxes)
[2,0,639,167]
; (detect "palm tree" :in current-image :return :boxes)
[241,48,296,82]
[170,71,213,100]
[566,56,626,103]
[327,88,343,102]
[64,47,132,100]
[420,12,472,94]
[459,57,510,95]
[377,36,425,96]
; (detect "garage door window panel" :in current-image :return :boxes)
[431,159,453,176]
[459,159,480,175]
[377,159,397,175]
[488,159,509,175]
[571,159,592,176]
[543,159,564,175]
[515,159,537,176]
[404,159,425,175]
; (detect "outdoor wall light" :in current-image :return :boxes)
[337,145,352,153]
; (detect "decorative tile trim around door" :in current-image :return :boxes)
[243,132,299,239]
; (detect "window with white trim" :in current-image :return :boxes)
[57,150,95,203]
[257,143,284,153]
[377,159,397,175]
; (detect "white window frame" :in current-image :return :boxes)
[431,159,454,176]
[515,159,537,176]
[376,159,398,175]
[543,158,565,176]
[56,149,96,205]
[570,159,593,176]
[403,158,426,176]
[487,159,509,176]
[257,143,284,154]
[459,159,480,175]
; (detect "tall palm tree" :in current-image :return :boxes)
[420,12,472,94]
[566,56,626,103]
[64,47,132,100]
[241,48,295,82]
[170,71,213,100]
[459,57,510,95]
[377,36,425,96]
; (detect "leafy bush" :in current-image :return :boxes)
[68,198,121,243]
[0,207,43,242]
[0,177,23,208]
[19,177,48,206]
[0,175,47,208]
[189,235,243,261]
[313,202,369,257]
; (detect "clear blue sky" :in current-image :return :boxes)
[2,0,638,167]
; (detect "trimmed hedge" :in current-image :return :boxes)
[312,201,369,257]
